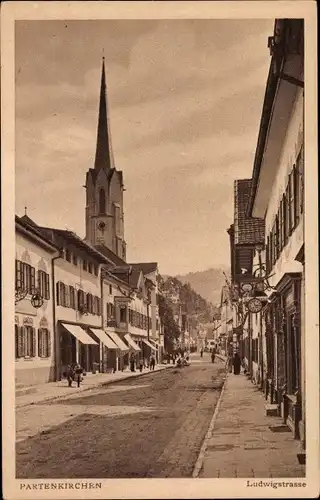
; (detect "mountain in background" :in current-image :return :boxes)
[174,267,230,307]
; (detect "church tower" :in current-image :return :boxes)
[84,58,127,261]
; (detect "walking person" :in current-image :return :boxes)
[130,353,135,372]
[66,364,74,387]
[233,352,241,375]
[139,358,144,373]
[200,348,203,358]
[150,355,156,371]
[74,363,83,388]
[211,349,216,364]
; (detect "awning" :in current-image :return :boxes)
[89,328,118,349]
[149,339,160,347]
[124,334,141,352]
[61,323,98,345]
[106,331,129,352]
[142,338,157,351]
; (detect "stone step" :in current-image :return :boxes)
[16,386,37,397]
[265,403,279,417]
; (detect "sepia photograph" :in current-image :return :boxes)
[1,1,319,499]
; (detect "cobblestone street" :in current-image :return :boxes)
[16,356,226,478]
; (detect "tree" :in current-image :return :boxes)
[158,294,180,353]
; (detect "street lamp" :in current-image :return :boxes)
[15,286,44,309]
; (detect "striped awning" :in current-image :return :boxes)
[142,338,157,351]
[89,328,118,349]
[124,334,141,352]
[61,323,97,345]
[106,331,129,352]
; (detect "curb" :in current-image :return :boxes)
[192,372,228,478]
[16,365,174,409]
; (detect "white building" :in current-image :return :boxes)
[246,19,305,455]
[15,215,59,386]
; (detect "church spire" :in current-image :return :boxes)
[94,57,113,171]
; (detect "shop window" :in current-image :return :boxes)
[38,328,51,358]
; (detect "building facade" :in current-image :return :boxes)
[15,216,59,386]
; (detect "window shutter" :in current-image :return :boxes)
[16,260,23,290]
[18,327,24,358]
[65,286,70,308]
[32,328,37,357]
[45,274,50,300]
[30,266,36,294]
[38,329,43,357]
[47,330,51,357]
[56,282,60,305]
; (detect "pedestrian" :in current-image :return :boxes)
[66,364,74,387]
[130,353,135,372]
[150,355,156,371]
[200,348,203,358]
[139,358,143,373]
[74,363,83,387]
[211,351,215,364]
[233,352,241,375]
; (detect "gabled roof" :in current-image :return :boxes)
[39,227,110,264]
[15,215,59,252]
[129,262,158,276]
[234,179,265,246]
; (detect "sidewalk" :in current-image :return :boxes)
[197,372,305,478]
[16,364,173,409]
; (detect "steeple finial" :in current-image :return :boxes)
[94,56,113,171]
[24,205,27,216]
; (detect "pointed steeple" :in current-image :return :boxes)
[94,57,114,171]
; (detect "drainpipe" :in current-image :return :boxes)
[51,250,63,381]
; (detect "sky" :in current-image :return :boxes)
[15,19,274,276]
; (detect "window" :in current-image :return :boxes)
[72,254,78,266]
[25,326,36,357]
[109,285,112,295]
[83,259,88,271]
[129,308,132,325]
[88,262,93,274]
[38,329,51,358]
[77,289,85,310]
[22,263,36,294]
[287,171,296,234]
[38,270,50,299]
[99,188,106,214]
[69,286,76,309]
[94,265,98,276]
[120,306,127,323]
[65,249,71,263]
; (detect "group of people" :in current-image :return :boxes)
[130,353,156,373]
[228,352,242,375]
[65,363,84,388]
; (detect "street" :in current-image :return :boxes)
[16,355,226,479]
